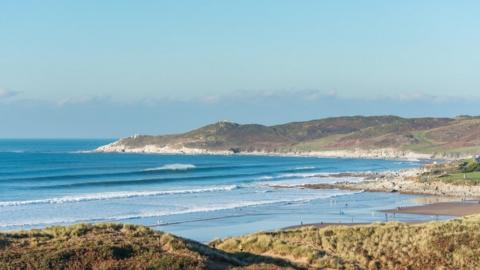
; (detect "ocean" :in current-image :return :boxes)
[0,139,445,242]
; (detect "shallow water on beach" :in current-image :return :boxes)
[0,139,449,242]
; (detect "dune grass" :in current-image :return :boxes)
[0,223,297,270]
[212,216,480,270]
[3,216,480,269]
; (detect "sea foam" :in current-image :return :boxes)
[144,163,196,171]
[0,190,361,228]
[94,190,362,221]
[0,185,238,207]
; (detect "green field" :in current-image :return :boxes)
[439,172,480,185]
[419,158,480,185]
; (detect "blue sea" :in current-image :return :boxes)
[0,139,446,242]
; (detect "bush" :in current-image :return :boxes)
[459,159,479,173]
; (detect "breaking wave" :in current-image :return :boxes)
[0,185,239,207]
[0,190,361,228]
[144,163,196,171]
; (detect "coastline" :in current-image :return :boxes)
[382,201,480,217]
[5,142,480,268]
[94,142,451,161]
[96,142,480,216]
[284,220,428,230]
[297,168,480,199]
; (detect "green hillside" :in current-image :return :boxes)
[102,115,480,157]
[419,158,480,185]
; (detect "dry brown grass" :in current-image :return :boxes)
[212,215,480,270]
[0,223,298,270]
[3,216,480,269]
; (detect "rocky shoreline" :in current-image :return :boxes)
[301,168,480,199]
[95,142,449,161]
[96,141,480,198]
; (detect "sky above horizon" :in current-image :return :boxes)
[1,1,480,138]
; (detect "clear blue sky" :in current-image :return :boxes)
[1,1,479,138]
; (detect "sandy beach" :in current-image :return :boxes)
[286,200,480,230]
[382,201,480,216]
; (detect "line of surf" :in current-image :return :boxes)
[0,190,362,228]
[143,163,196,171]
[2,163,277,182]
[26,167,328,189]
[0,185,239,207]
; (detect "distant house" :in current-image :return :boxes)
[475,155,480,163]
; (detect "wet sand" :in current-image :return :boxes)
[286,200,480,230]
[382,201,480,216]
[285,221,427,230]
[285,222,371,229]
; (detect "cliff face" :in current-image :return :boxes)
[97,116,480,158]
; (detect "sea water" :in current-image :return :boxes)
[0,139,447,242]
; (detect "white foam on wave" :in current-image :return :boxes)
[105,190,363,221]
[71,150,94,154]
[144,163,196,171]
[263,176,366,187]
[0,190,362,229]
[293,166,315,170]
[258,172,329,181]
[0,150,26,153]
[279,172,322,178]
[0,185,238,207]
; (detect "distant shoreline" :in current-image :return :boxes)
[93,116,480,163]
[94,143,448,162]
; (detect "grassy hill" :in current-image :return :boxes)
[99,115,480,158]
[2,217,480,269]
[419,158,480,185]
[212,215,480,269]
[0,223,296,270]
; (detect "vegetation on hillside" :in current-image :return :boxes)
[419,158,480,185]
[108,116,480,157]
[0,223,297,270]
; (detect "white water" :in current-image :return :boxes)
[144,163,196,171]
